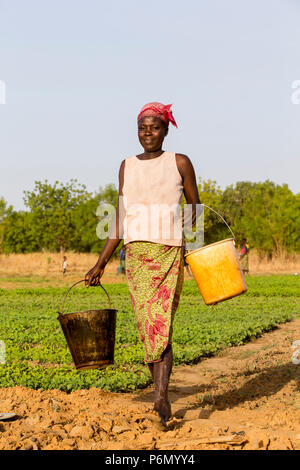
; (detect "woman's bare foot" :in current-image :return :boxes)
[153,399,171,426]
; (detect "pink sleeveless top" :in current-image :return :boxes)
[122,151,184,246]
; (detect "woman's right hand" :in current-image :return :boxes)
[85,264,105,287]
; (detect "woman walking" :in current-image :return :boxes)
[85,102,200,425]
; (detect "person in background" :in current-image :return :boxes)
[118,247,126,274]
[239,238,250,275]
[62,256,68,276]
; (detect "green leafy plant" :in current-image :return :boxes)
[0,276,299,392]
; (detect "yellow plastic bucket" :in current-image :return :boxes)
[185,238,247,305]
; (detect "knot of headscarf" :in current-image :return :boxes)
[137,102,178,128]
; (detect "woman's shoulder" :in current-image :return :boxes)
[175,153,194,174]
[175,153,192,163]
[118,156,136,185]
[174,153,198,182]
[119,155,135,169]
[120,155,137,167]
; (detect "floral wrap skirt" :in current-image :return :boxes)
[125,241,184,363]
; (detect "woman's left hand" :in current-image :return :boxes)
[85,265,105,287]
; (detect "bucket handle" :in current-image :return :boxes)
[59,280,112,315]
[201,204,235,241]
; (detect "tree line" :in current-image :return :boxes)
[0,178,299,257]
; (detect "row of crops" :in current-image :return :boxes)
[0,276,299,392]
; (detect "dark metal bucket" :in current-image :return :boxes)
[58,280,117,370]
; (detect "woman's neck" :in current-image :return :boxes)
[137,149,165,160]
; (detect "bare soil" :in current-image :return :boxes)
[0,318,299,450]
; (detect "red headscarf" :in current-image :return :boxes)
[137,102,178,128]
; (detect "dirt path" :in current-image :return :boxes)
[0,319,299,450]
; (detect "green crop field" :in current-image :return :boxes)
[0,275,299,392]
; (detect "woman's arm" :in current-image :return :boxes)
[85,160,125,286]
[175,153,201,227]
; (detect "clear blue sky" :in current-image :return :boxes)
[0,0,299,210]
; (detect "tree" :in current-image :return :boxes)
[220,181,256,242]
[0,197,13,253]
[70,196,105,253]
[1,211,40,253]
[220,181,300,255]
[70,184,121,255]
[97,184,118,207]
[197,178,227,245]
[240,181,300,255]
[23,180,91,254]
[2,178,299,256]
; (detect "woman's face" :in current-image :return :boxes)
[138,116,168,152]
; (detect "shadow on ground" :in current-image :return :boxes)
[135,362,299,421]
